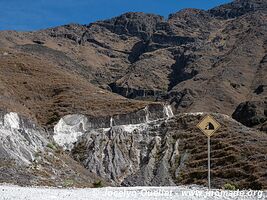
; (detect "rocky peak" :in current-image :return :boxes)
[209,0,267,19]
[90,12,164,40]
[168,8,209,20]
[167,8,218,38]
[46,23,87,43]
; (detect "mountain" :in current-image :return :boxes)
[0,0,266,189]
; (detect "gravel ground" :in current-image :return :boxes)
[0,185,266,200]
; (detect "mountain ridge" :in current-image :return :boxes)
[0,0,266,128]
[0,0,266,189]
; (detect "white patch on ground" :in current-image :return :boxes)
[110,117,115,127]
[121,123,148,133]
[0,185,265,200]
[97,123,148,134]
[144,106,150,123]
[220,114,236,122]
[103,127,111,132]
[53,131,84,150]
[163,105,174,119]
[4,112,20,129]
[183,112,204,116]
[53,114,88,150]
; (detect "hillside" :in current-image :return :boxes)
[0,0,266,189]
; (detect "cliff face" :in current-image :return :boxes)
[1,106,266,189]
[232,101,267,129]
[53,104,173,150]
[0,110,109,187]
[0,111,48,165]
[51,110,267,189]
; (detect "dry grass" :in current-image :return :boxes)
[0,52,148,126]
[170,114,267,189]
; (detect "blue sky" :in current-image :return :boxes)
[0,0,232,31]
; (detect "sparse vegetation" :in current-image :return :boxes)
[55,147,64,155]
[93,180,103,188]
[46,112,60,125]
[63,179,74,187]
[34,151,41,158]
[46,143,57,150]
[223,183,237,190]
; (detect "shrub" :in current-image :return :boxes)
[63,179,74,187]
[223,183,237,190]
[46,143,57,150]
[34,151,41,158]
[93,180,103,188]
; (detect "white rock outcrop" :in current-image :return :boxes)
[0,112,48,165]
[53,114,89,150]
[53,104,175,151]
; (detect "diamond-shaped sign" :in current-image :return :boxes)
[197,115,221,137]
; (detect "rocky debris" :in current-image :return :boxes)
[168,89,197,112]
[150,34,195,47]
[232,101,267,129]
[109,83,168,100]
[254,85,266,95]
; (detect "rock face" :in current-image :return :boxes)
[0,110,48,165]
[209,0,267,19]
[72,123,177,186]
[54,112,267,189]
[0,110,110,187]
[92,12,164,41]
[232,101,267,130]
[53,104,174,150]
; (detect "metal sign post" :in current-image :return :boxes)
[197,115,221,190]
[208,136,211,189]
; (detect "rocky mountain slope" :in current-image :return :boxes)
[0,110,109,187]
[0,0,266,128]
[0,0,266,189]
[65,111,266,189]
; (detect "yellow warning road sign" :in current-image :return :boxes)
[197,115,221,137]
